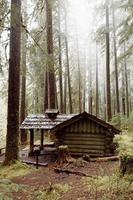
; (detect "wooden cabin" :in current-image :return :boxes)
[20,110,120,157]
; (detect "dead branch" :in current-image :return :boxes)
[90,156,119,162]
[54,167,96,178]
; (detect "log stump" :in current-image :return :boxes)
[120,156,133,176]
[57,145,70,166]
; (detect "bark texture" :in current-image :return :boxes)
[20,0,27,144]
[44,0,57,110]
[4,0,21,164]
[106,0,112,121]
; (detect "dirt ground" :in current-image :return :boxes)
[11,161,121,200]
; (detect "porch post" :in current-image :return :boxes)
[29,129,34,155]
[40,129,44,150]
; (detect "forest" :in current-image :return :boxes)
[0,0,133,199]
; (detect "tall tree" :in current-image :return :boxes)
[121,63,126,116]
[76,35,82,113]
[64,11,73,113]
[89,63,93,114]
[112,0,120,114]
[20,0,27,144]
[95,42,99,117]
[124,43,129,117]
[4,0,21,164]
[105,0,112,121]
[45,0,57,110]
[57,0,63,113]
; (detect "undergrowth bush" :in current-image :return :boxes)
[111,112,133,131]
[34,183,71,200]
[114,132,133,175]
[84,174,133,200]
[0,161,33,179]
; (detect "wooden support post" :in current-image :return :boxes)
[41,129,44,150]
[29,129,34,156]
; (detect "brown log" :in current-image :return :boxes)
[90,156,119,162]
[54,167,96,178]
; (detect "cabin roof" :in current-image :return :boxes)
[52,112,120,134]
[20,113,76,130]
[20,111,120,134]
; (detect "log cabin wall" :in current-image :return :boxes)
[57,118,114,157]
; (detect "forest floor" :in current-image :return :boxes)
[0,160,133,200]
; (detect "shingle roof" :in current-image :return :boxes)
[20,114,76,130]
[20,112,120,134]
[52,112,120,134]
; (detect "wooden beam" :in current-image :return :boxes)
[41,129,44,150]
[29,129,34,156]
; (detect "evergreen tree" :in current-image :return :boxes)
[4,0,21,164]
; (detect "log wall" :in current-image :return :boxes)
[57,118,114,157]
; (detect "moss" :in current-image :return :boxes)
[0,161,33,179]
[84,174,133,200]
[114,132,133,175]
[114,132,133,158]
[0,179,25,200]
[33,183,71,200]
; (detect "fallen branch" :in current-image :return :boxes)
[54,167,96,178]
[90,156,119,162]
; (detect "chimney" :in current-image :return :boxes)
[45,109,59,119]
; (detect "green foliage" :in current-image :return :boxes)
[0,0,9,28]
[84,174,133,200]
[111,112,133,131]
[33,183,71,200]
[0,179,25,200]
[110,114,121,129]
[0,161,33,179]
[114,132,133,159]
[0,162,34,199]
[114,131,133,175]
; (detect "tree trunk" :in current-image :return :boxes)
[128,72,132,113]
[58,2,63,113]
[89,63,92,114]
[4,0,21,164]
[106,0,112,121]
[44,71,48,111]
[122,64,126,116]
[112,78,116,115]
[64,13,72,113]
[104,78,107,121]
[95,42,99,117]
[63,64,67,113]
[83,53,86,112]
[112,0,120,114]
[76,35,82,113]
[45,0,57,109]
[20,0,27,145]
[124,43,129,117]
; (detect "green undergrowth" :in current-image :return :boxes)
[0,161,34,179]
[0,179,25,200]
[32,183,71,200]
[84,174,133,200]
[0,161,34,200]
[0,162,71,200]
[114,132,133,159]
[111,112,133,130]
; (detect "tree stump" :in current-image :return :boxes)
[57,145,70,166]
[120,156,133,176]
